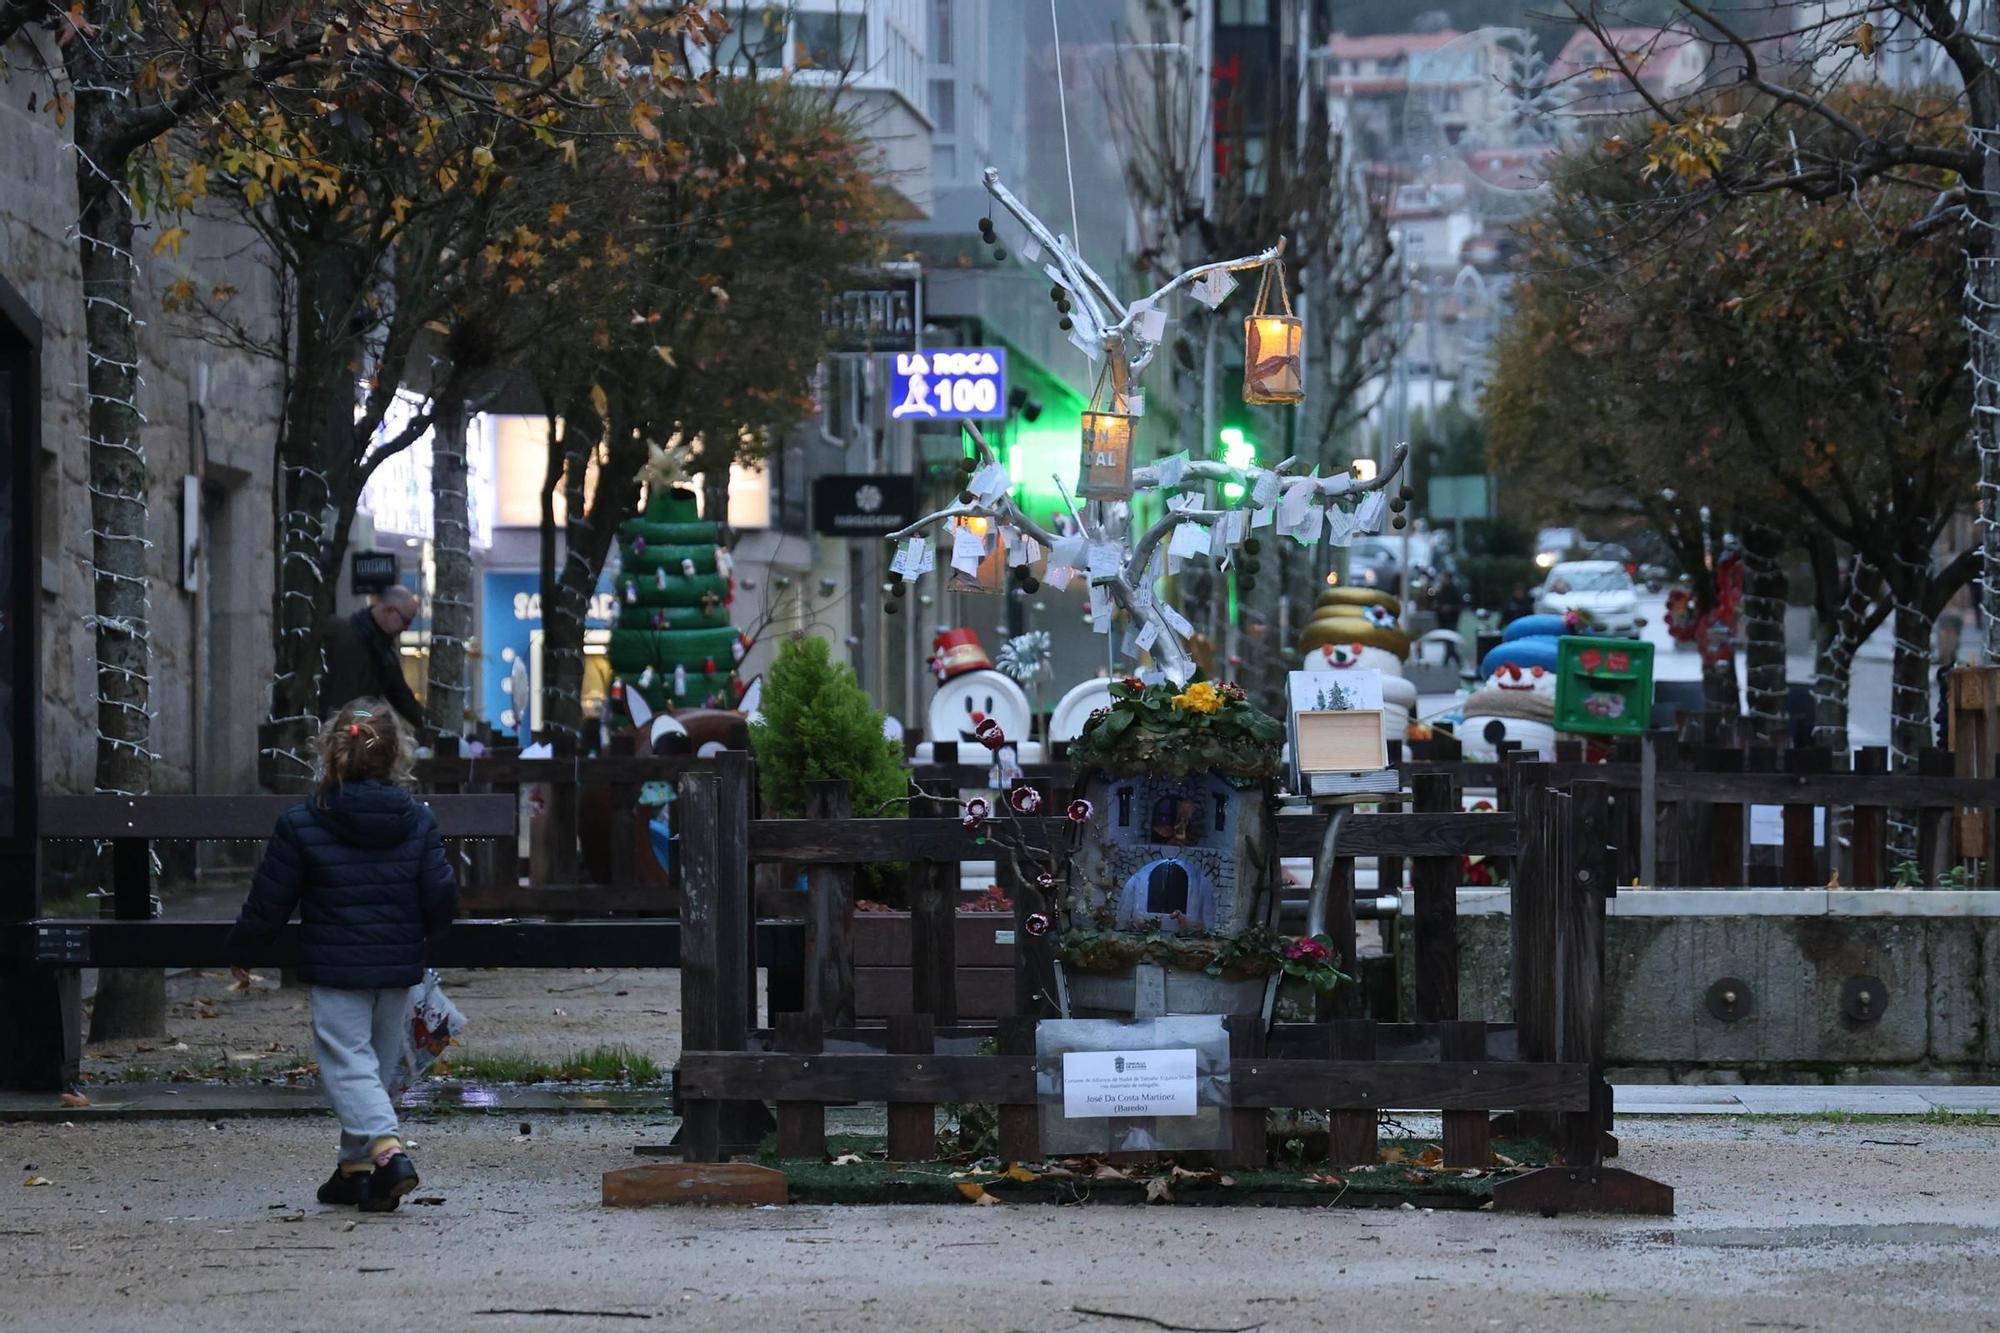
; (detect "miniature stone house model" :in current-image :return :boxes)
[1073,773,1268,938]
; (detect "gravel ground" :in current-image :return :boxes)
[82,966,705,1083]
[1,1115,1995,1332]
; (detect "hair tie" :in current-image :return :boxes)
[349,724,361,736]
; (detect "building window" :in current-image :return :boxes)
[1219,0,1270,24]
[795,11,867,71]
[932,143,957,179]
[929,78,956,132]
[930,0,951,63]
[717,12,785,70]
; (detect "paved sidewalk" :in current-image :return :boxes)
[1614,1084,2000,1115]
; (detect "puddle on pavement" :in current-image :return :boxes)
[1620,1223,1995,1250]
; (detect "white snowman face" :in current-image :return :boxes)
[1490,662,1555,695]
[929,670,1033,748]
[1312,642,1404,675]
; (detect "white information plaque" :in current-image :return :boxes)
[1061,1048,1198,1119]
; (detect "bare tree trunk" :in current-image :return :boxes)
[1812,554,1877,752]
[75,83,163,1042]
[1739,522,1789,746]
[263,240,385,792]
[427,398,470,741]
[1973,145,2000,664]
[1887,586,1933,872]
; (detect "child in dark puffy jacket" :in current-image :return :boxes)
[226,699,460,1212]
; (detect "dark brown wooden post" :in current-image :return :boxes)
[1705,744,1745,886]
[605,731,638,895]
[1326,1019,1377,1165]
[997,1015,1042,1163]
[886,1013,937,1162]
[774,1012,827,1160]
[1560,780,1612,1167]
[110,835,151,922]
[1509,764,1557,1141]
[1783,746,1830,887]
[1918,749,1956,886]
[1224,1016,1266,1169]
[1853,746,1888,886]
[803,780,856,1025]
[1326,845,1360,1020]
[1441,1020,1490,1168]
[1411,773,1459,1023]
[677,769,724,1162]
[908,786,959,1024]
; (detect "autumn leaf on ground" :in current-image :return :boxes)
[956,1181,987,1202]
[1002,1164,1038,1183]
[1378,1146,1409,1164]
[1491,1151,1518,1168]
[1304,1173,1344,1186]
[1091,1164,1129,1181]
[58,1092,88,1108]
[974,1192,1002,1206]
[829,1153,864,1166]
[1415,1146,1444,1168]
[1403,1170,1435,1185]
[23,1176,52,1187]
[1144,1176,1173,1204]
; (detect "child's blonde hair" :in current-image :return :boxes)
[314,699,412,804]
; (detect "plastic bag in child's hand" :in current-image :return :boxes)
[395,970,467,1092]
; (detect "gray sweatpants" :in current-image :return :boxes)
[310,986,409,1165]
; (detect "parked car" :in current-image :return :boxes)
[1535,560,1640,635]
[1349,532,1456,594]
[1533,526,1589,570]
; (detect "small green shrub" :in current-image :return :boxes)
[748,635,908,818]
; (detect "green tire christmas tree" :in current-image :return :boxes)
[608,488,749,714]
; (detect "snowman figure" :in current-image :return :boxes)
[914,628,1042,764]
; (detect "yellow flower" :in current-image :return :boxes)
[1171,682,1223,715]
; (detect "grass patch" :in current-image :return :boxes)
[436,1045,664,1086]
[1770,1108,1999,1127]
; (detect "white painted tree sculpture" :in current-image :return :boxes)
[887,169,1409,684]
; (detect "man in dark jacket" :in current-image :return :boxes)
[319,585,425,730]
[226,773,459,1210]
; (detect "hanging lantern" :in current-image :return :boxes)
[1243,257,1304,405]
[1078,358,1136,499]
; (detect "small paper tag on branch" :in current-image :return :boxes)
[970,462,1012,505]
[1160,602,1194,638]
[1154,451,1190,490]
[1193,268,1238,310]
[1251,472,1281,508]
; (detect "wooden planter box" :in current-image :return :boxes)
[851,912,1018,1020]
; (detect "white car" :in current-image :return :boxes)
[1536,560,1639,635]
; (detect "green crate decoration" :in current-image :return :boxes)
[1554,635,1653,736]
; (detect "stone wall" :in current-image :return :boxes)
[1397,889,2000,1082]
[2,32,285,802]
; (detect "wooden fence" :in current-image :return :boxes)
[669,759,1673,1216]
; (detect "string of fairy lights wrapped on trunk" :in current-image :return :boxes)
[882,169,1409,684]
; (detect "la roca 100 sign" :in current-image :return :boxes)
[889,347,1007,421]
